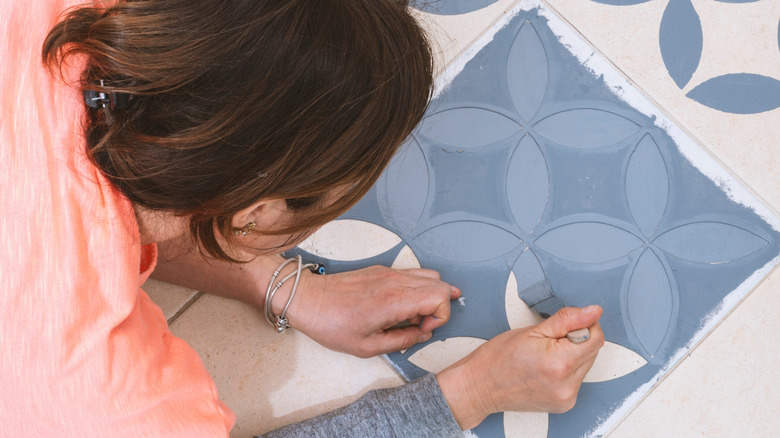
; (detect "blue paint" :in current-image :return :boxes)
[293,7,780,438]
[378,139,428,234]
[534,108,640,148]
[654,221,769,264]
[659,0,702,88]
[686,73,780,114]
[536,221,643,264]
[507,22,548,120]
[414,221,521,262]
[421,107,520,148]
[625,135,669,237]
[507,135,549,234]
[411,0,500,15]
[625,248,675,357]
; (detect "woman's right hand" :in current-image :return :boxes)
[436,305,605,430]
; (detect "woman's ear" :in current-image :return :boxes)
[231,199,289,233]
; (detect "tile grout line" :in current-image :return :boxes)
[166,291,205,326]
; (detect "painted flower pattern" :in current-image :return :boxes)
[590,0,780,114]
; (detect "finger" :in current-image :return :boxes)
[398,268,460,300]
[387,282,454,327]
[536,305,603,340]
[408,316,423,326]
[376,327,433,353]
[415,291,454,333]
[419,312,449,333]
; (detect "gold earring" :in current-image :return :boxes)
[233,221,256,236]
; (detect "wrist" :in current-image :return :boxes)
[436,360,492,430]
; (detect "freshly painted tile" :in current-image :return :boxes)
[169,293,403,437]
[288,2,780,436]
[142,278,200,323]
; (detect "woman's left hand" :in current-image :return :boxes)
[284,265,461,358]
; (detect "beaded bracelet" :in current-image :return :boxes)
[264,256,325,333]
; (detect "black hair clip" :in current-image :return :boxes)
[83,79,130,111]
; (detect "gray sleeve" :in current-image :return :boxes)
[255,373,464,438]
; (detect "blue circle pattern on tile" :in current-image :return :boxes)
[591,0,780,113]
[290,8,780,438]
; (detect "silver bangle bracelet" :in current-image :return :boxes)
[265,255,316,333]
[264,257,298,327]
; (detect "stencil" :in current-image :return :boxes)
[290,3,780,437]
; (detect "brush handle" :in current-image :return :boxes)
[566,328,590,344]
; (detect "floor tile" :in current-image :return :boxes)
[142,278,201,324]
[169,293,403,438]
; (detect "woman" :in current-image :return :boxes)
[0,0,604,436]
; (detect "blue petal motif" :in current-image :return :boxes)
[419,107,521,148]
[625,135,669,237]
[624,249,676,358]
[659,0,702,88]
[412,221,521,262]
[507,135,549,234]
[378,138,429,234]
[535,221,643,264]
[410,0,500,15]
[654,222,769,264]
[507,22,548,121]
[534,109,640,148]
[686,74,780,114]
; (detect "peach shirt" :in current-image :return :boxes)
[1,1,236,435]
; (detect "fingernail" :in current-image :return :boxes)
[583,305,600,313]
[418,333,432,343]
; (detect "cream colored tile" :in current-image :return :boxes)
[142,278,200,323]
[169,293,404,438]
[688,0,780,88]
[543,0,780,216]
[609,270,780,437]
[297,219,401,261]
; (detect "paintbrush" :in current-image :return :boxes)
[519,280,590,344]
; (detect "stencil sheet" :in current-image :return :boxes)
[291,3,780,437]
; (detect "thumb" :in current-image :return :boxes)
[536,305,602,340]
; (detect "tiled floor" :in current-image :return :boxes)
[145,0,780,436]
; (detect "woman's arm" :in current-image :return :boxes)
[254,307,604,436]
[151,237,461,357]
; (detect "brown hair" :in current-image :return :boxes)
[42,0,433,261]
